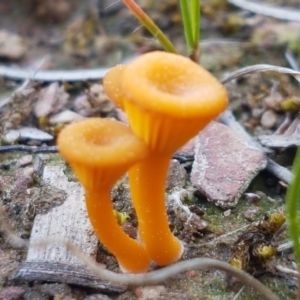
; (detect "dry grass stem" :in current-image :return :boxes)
[32,238,279,300]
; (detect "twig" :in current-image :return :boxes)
[277,240,293,252]
[221,64,300,85]
[266,160,293,184]
[226,0,300,22]
[285,50,300,72]
[232,286,245,300]
[32,238,279,300]
[273,264,299,277]
[0,65,108,82]
[0,145,58,154]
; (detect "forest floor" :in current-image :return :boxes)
[0,1,300,299]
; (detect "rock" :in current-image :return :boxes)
[135,286,167,300]
[244,192,261,204]
[260,109,277,129]
[16,155,33,168]
[34,82,69,117]
[191,122,267,208]
[166,159,187,189]
[12,167,35,195]
[0,30,27,60]
[176,136,197,156]
[264,91,284,111]
[244,208,259,222]
[84,294,112,300]
[224,209,231,217]
[88,84,115,114]
[73,94,93,117]
[49,110,84,124]
[5,127,53,143]
[0,286,25,300]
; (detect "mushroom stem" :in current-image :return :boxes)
[57,118,152,274]
[85,189,150,273]
[129,155,183,266]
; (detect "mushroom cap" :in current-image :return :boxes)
[113,51,228,153]
[103,64,126,109]
[57,118,149,189]
[122,51,227,119]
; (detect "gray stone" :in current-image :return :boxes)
[191,122,267,208]
[5,127,53,143]
[260,109,277,129]
[176,136,197,156]
[135,286,167,300]
[16,155,33,168]
[166,159,187,189]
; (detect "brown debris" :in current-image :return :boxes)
[34,82,69,118]
[0,286,25,300]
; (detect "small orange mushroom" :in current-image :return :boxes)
[104,51,228,266]
[57,118,151,273]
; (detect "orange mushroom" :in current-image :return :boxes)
[104,51,228,266]
[57,118,151,273]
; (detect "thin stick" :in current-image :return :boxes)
[0,65,108,82]
[226,0,300,22]
[273,264,298,277]
[221,64,300,85]
[0,145,58,154]
[33,238,279,300]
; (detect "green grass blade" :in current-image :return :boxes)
[286,146,300,264]
[179,0,194,54]
[191,0,200,57]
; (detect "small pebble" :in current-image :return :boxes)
[223,209,231,217]
[49,110,84,124]
[260,109,277,129]
[135,286,166,300]
[264,92,284,111]
[16,155,33,168]
[244,192,261,204]
[244,208,259,221]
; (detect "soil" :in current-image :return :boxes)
[0,1,300,299]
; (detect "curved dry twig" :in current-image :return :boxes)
[221,64,300,85]
[33,238,279,300]
[226,0,300,22]
[0,145,58,154]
